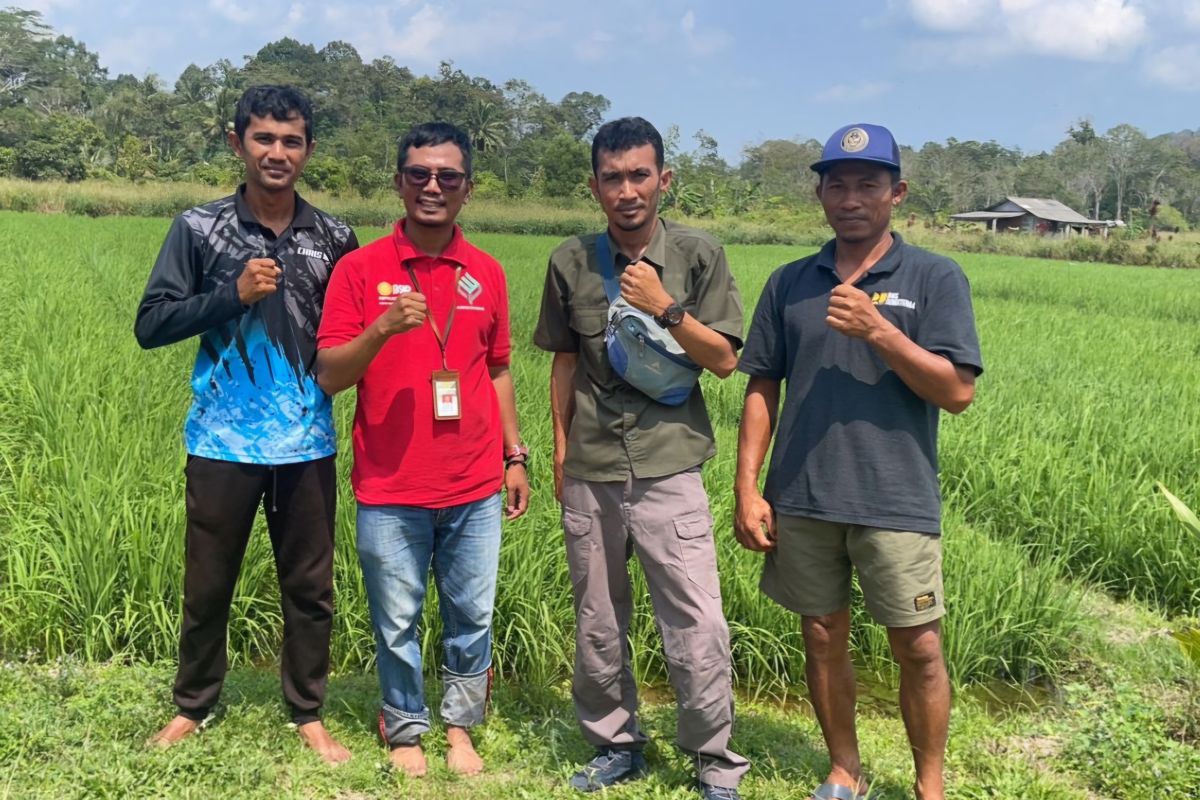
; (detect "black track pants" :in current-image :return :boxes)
[173,455,336,725]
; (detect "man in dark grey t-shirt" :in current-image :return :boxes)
[734,123,982,800]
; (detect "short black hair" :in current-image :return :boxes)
[396,122,473,177]
[591,117,664,175]
[234,85,314,143]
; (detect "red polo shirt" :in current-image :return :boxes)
[317,220,511,507]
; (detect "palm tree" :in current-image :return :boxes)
[464,99,510,180]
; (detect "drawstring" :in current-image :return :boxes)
[271,466,278,512]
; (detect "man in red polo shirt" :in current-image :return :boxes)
[316,121,529,778]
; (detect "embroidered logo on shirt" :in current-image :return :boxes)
[457,273,482,304]
[297,246,328,260]
[377,282,413,305]
[871,291,916,310]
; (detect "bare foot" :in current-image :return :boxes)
[389,741,427,777]
[146,715,200,748]
[445,725,484,776]
[297,720,352,765]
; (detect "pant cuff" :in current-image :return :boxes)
[379,702,430,746]
[291,709,321,726]
[177,707,210,722]
[695,754,750,789]
[440,664,491,728]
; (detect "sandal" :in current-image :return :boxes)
[810,782,868,800]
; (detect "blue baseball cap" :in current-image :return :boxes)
[810,123,901,174]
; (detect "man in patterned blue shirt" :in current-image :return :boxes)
[135,85,358,762]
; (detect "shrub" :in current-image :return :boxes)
[1065,237,1103,263]
[347,156,390,198]
[1103,237,1133,264]
[301,155,350,195]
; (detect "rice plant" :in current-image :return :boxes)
[14,210,1195,696]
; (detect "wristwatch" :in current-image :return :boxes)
[655,302,685,328]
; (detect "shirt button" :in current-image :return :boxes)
[624,431,635,441]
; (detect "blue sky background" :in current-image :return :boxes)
[24,0,1200,162]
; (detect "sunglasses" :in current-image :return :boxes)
[400,166,468,191]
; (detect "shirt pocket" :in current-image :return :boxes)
[569,307,614,385]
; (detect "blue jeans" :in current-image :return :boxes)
[356,493,501,746]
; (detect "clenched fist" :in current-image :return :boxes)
[619,260,673,316]
[374,291,428,337]
[826,283,891,340]
[237,258,281,305]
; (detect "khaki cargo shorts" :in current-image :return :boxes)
[761,514,944,628]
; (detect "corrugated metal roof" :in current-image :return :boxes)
[950,211,1026,221]
[991,197,1099,224]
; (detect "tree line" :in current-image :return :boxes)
[2,7,1198,230]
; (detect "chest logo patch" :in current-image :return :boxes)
[458,273,483,304]
[377,282,413,305]
[298,246,328,261]
[871,291,916,310]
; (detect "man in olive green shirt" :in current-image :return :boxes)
[534,117,749,800]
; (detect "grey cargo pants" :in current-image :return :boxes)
[561,469,749,789]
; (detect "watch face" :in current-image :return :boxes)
[665,303,685,325]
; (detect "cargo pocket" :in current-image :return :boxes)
[674,510,720,599]
[561,507,594,588]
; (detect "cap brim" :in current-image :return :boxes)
[810,156,901,174]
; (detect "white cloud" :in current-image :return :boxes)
[813,81,893,103]
[1001,0,1146,60]
[909,0,992,31]
[680,9,730,56]
[1144,43,1200,89]
[907,0,1148,62]
[324,2,562,67]
[208,0,259,24]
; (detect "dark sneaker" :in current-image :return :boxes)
[569,748,647,792]
[699,782,742,800]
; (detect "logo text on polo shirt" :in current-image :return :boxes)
[377,282,413,305]
[458,272,482,304]
[871,291,916,310]
[298,246,328,260]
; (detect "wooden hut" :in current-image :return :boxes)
[951,197,1111,236]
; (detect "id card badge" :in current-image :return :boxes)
[432,370,462,420]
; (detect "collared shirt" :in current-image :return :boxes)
[534,218,744,481]
[738,233,983,534]
[317,220,511,508]
[135,185,358,464]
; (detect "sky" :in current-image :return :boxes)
[22,0,1200,162]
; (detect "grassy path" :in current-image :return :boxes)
[2,595,1195,800]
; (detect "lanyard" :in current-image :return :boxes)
[395,239,461,371]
